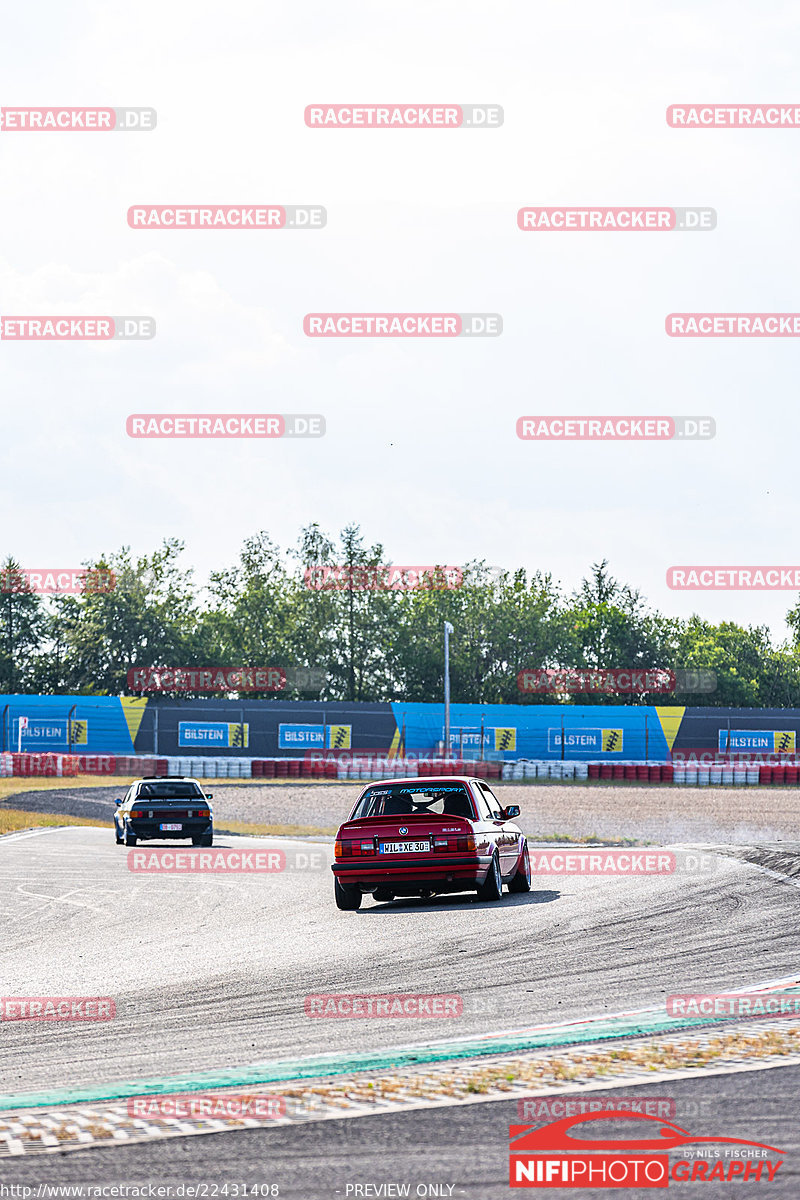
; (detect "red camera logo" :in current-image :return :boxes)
[509,1112,783,1187]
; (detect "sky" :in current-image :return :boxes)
[2,0,800,636]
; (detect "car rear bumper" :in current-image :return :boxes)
[125,820,212,841]
[332,854,491,889]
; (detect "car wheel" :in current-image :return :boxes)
[334,878,362,911]
[476,851,502,902]
[192,834,213,846]
[508,841,532,893]
[114,823,123,845]
[373,887,395,902]
[123,828,137,847]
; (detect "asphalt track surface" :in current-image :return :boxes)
[1,1066,799,1198]
[1,826,799,1102]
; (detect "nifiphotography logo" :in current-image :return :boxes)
[509,1112,784,1187]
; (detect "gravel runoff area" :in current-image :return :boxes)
[3,779,800,843]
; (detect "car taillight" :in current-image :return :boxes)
[335,839,352,858]
[130,810,142,818]
[432,835,476,851]
[197,809,210,818]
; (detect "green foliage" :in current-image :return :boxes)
[4,537,800,706]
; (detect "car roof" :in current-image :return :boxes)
[132,776,204,785]
[359,776,484,787]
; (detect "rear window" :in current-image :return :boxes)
[136,782,204,800]
[352,784,475,820]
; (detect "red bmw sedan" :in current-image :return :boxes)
[332,776,530,910]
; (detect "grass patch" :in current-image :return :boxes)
[0,775,134,802]
[0,810,333,839]
[219,820,336,838]
[530,833,646,845]
[0,808,111,835]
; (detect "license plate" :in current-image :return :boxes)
[160,823,182,831]
[380,841,430,854]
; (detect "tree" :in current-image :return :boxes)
[0,557,47,692]
[58,541,199,694]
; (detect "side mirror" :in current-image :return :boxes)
[503,805,520,819]
[114,799,122,806]
[205,793,213,800]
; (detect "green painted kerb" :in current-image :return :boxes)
[4,996,793,1113]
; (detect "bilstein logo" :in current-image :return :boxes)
[509,1112,783,1187]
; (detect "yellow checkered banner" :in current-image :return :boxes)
[328,725,351,749]
[494,727,516,751]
